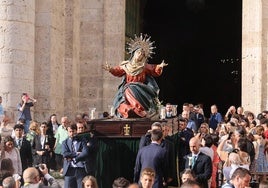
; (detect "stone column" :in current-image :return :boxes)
[34,0,65,120]
[102,0,125,113]
[78,0,125,117]
[242,0,268,113]
[0,0,35,121]
[63,0,81,118]
[79,0,104,115]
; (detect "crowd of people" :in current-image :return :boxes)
[1,85,268,188]
[1,94,268,188]
[1,31,268,188]
[1,89,268,188]
[121,102,268,188]
[141,103,268,188]
[0,93,101,188]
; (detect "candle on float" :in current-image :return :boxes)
[110,106,114,116]
[160,108,166,119]
[90,109,95,119]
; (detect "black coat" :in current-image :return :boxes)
[14,137,33,171]
[184,152,212,188]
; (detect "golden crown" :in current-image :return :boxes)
[127,33,155,59]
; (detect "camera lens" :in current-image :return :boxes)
[39,164,45,170]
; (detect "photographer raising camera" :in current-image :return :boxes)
[17,93,37,134]
[22,163,60,188]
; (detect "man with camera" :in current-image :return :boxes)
[22,163,60,188]
[32,122,53,172]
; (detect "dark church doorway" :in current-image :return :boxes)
[141,0,242,117]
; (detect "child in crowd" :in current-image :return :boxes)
[82,175,98,188]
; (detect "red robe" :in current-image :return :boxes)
[110,63,163,118]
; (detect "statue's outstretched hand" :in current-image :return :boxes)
[103,62,111,72]
[159,60,168,68]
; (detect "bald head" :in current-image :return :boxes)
[190,137,200,145]
[2,176,16,188]
[23,167,39,184]
[189,137,201,154]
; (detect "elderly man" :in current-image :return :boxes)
[22,164,60,188]
[183,137,212,188]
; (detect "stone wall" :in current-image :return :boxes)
[78,0,125,118]
[102,0,125,114]
[34,0,66,121]
[33,0,125,121]
[0,0,35,121]
[0,0,125,123]
[242,0,268,113]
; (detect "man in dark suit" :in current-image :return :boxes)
[76,120,98,176]
[138,122,177,187]
[13,124,33,172]
[139,122,162,149]
[134,129,168,188]
[193,105,205,130]
[183,137,212,188]
[172,118,194,174]
[62,123,89,188]
[32,122,54,171]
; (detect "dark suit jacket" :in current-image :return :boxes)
[32,134,53,168]
[138,132,151,149]
[162,137,178,186]
[195,113,205,129]
[14,137,33,171]
[62,137,89,176]
[134,142,168,188]
[172,128,194,173]
[184,152,212,188]
[138,134,178,186]
[78,132,98,175]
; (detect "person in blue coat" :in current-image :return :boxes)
[62,124,89,188]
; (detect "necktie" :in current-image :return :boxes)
[71,139,76,152]
[192,156,197,168]
[18,139,22,149]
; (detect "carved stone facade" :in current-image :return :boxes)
[0,0,267,122]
